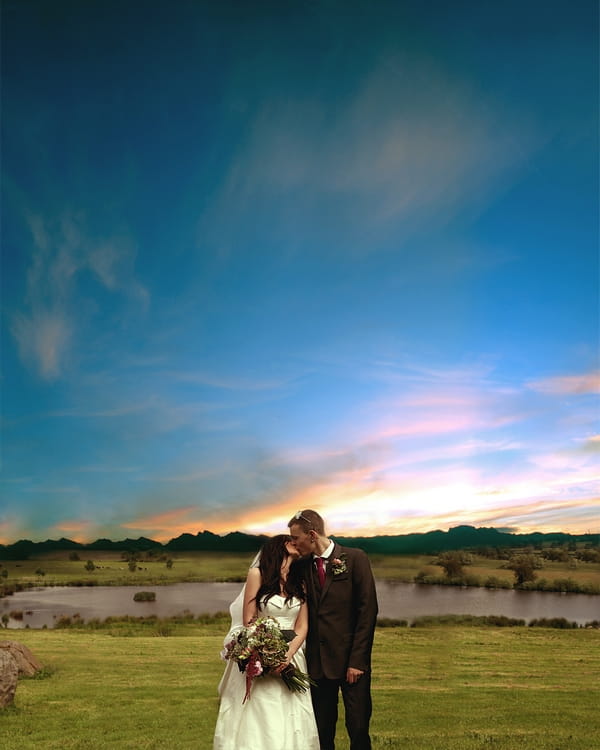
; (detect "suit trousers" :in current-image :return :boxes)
[311,672,372,750]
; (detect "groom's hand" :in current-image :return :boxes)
[346,667,364,684]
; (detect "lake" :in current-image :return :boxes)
[2,581,598,629]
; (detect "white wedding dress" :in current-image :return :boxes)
[213,590,319,750]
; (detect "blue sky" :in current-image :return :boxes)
[1,0,598,543]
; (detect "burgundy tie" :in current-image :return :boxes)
[316,557,325,587]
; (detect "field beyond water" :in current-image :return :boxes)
[1,622,598,749]
[2,550,600,592]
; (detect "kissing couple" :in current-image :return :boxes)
[213,509,378,750]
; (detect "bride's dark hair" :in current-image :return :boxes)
[255,534,305,609]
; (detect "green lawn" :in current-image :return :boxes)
[2,625,598,749]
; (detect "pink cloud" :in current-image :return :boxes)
[51,519,94,534]
[528,371,600,395]
[376,415,478,439]
[122,506,199,530]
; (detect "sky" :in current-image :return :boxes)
[1,0,598,544]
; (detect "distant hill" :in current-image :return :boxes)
[331,525,599,554]
[0,525,597,559]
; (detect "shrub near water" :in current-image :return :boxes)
[410,614,527,628]
[528,617,580,629]
[133,591,156,602]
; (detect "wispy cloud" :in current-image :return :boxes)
[44,395,221,439]
[120,506,214,540]
[203,54,540,255]
[577,435,600,454]
[137,467,226,482]
[11,311,72,379]
[477,497,600,533]
[527,371,600,395]
[167,369,297,392]
[11,212,148,380]
[50,518,94,539]
[75,465,140,474]
[46,400,157,419]
[224,362,600,537]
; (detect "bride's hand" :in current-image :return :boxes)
[273,658,291,675]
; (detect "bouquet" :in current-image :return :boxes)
[222,615,315,703]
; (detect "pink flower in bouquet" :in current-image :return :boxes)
[223,615,315,704]
[247,657,263,678]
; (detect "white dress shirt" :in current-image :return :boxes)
[313,539,335,571]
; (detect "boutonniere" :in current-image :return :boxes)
[331,555,347,575]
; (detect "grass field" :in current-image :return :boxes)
[3,550,600,592]
[1,623,598,749]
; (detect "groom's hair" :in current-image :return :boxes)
[288,509,325,535]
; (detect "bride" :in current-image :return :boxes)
[213,535,319,750]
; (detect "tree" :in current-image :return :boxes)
[506,553,539,586]
[577,548,600,563]
[85,560,95,572]
[541,548,570,562]
[435,550,473,579]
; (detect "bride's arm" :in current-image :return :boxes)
[290,600,309,651]
[276,600,309,672]
[242,567,261,626]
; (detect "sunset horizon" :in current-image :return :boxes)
[2,508,598,547]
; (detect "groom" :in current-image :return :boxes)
[288,509,378,750]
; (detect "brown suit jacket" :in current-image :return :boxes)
[301,543,378,680]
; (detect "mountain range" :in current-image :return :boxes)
[1,526,597,559]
